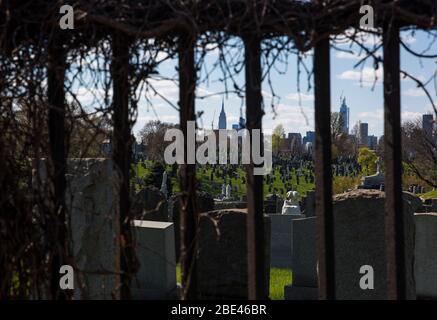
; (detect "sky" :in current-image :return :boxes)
[72,29,437,139]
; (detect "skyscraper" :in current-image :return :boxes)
[339,97,350,134]
[303,131,315,145]
[218,100,227,129]
[359,122,369,147]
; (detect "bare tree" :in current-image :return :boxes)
[138,120,176,162]
[402,119,437,188]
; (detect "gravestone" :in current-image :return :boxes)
[214,200,247,210]
[414,213,437,299]
[284,217,318,300]
[132,186,168,221]
[66,159,121,299]
[264,194,278,214]
[358,159,384,190]
[169,191,215,261]
[302,190,315,217]
[276,198,284,214]
[286,190,419,300]
[131,220,177,299]
[332,189,416,299]
[195,209,271,299]
[160,171,168,198]
[270,213,304,268]
[432,199,437,212]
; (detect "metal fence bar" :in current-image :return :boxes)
[112,32,134,300]
[313,36,335,300]
[244,35,266,300]
[47,43,69,300]
[178,34,199,300]
[383,21,405,300]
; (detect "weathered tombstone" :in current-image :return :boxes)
[65,159,121,299]
[225,184,232,200]
[169,191,214,262]
[414,213,437,299]
[284,217,318,300]
[302,190,315,217]
[160,171,168,199]
[213,200,247,210]
[285,190,419,300]
[270,213,304,268]
[431,199,437,212]
[264,194,278,214]
[332,190,416,299]
[132,186,168,221]
[131,220,176,299]
[195,209,270,299]
[276,198,284,214]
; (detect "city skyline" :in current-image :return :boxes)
[69,31,436,139]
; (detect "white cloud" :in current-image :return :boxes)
[403,88,426,97]
[401,111,422,122]
[196,86,221,99]
[262,103,314,134]
[337,67,382,86]
[335,51,366,60]
[285,92,314,102]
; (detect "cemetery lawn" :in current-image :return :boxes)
[420,190,437,200]
[269,268,291,300]
[176,264,291,300]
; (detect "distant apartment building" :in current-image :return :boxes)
[279,132,302,154]
[288,133,302,151]
[368,135,378,150]
[303,131,315,145]
[422,113,434,141]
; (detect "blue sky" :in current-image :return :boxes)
[72,29,436,139]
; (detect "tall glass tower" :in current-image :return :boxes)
[339,97,349,134]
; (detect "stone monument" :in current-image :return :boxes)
[281,190,301,215]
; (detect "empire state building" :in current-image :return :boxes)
[218,100,227,129]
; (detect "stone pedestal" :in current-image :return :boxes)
[414,213,437,299]
[284,217,318,300]
[195,209,270,299]
[131,220,176,299]
[332,190,417,300]
[270,214,304,268]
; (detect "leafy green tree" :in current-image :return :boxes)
[358,147,377,176]
[272,124,285,156]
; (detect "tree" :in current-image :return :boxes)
[331,112,356,158]
[139,120,176,161]
[272,124,285,156]
[143,161,165,189]
[357,147,377,176]
[402,119,437,188]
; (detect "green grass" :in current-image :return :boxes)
[175,264,291,300]
[269,268,292,300]
[420,190,437,200]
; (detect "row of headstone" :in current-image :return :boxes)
[285,189,437,300]
[408,185,425,194]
